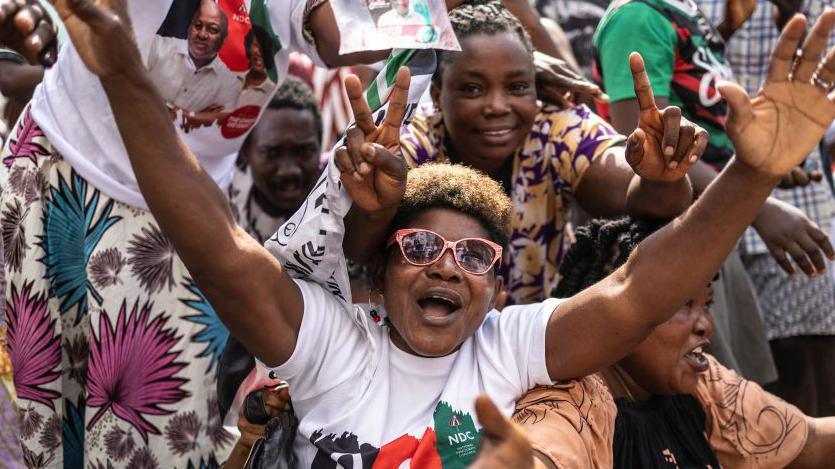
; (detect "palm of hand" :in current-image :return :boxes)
[730,81,835,176]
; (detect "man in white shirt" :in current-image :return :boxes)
[147,0,241,116]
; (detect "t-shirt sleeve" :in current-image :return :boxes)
[543,105,626,193]
[513,376,617,469]
[476,299,561,395]
[266,279,370,401]
[595,2,677,102]
[693,355,809,468]
[287,0,326,67]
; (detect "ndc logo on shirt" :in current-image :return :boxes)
[434,401,481,468]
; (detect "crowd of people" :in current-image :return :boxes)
[0,0,833,468]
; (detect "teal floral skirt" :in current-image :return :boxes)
[1,108,233,468]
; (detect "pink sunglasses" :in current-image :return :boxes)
[386,229,503,275]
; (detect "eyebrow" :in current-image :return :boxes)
[460,68,531,80]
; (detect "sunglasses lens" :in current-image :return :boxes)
[455,239,496,274]
[400,231,444,265]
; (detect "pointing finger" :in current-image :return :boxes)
[767,14,807,83]
[382,66,411,132]
[629,52,658,112]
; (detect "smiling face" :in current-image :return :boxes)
[248,36,266,76]
[244,107,321,216]
[188,1,226,67]
[619,285,715,396]
[379,208,503,357]
[432,32,538,176]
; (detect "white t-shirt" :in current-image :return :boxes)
[268,279,559,468]
[29,0,321,208]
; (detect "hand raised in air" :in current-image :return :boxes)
[335,67,410,214]
[624,53,709,183]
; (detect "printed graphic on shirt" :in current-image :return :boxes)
[306,401,481,468]
[147,0,283,140]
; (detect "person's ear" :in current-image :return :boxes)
[430,82,441,108]
[491,274,507,311]
[371,253,387,293]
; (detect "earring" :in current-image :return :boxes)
[368,289,389,327]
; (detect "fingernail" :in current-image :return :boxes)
[668,161,678,169]
[665,146,674,156]
[30,35,41,50]
[690,154,698,163]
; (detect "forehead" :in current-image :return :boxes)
[194,2,222,23]
[249,108,319,146]
[402,207,491,241]
[442,32,533,80]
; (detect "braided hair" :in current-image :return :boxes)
[434,0,533,86]
[553,217,669,298]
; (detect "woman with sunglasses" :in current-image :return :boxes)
[58,0,835,466]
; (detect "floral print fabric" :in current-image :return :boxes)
[0,109,233,468]
[401,104,625,304]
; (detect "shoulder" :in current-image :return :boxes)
[693,355,809,467]
[401,106,446,167]
[597,0,676,43]
[513,375,616,468]
[530,105,624,163]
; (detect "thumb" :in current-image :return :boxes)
[625,128,647,168]
[361,143,407,179]
[475,395,511,441]
[718,80,753,135]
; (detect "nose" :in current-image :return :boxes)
[196,26,209,40]
[483,90,511,117]
[425,248,463,282]
[693,307,714,340]
[274,157,302,178]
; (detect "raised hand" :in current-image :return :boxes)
[49,0,142,79]
[720,10,835,177]
[624,53,709,182]
[534,51,608,107]
[335,68,410,214]
[470,396,533,469]
[0,0,57,65]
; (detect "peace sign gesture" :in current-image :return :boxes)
[624,53,709,182]
[335,68,411,213]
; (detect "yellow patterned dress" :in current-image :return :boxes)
[401,103,625,305]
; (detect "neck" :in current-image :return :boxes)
[600,365,652,401]
[191,54,215,69]
[246,71,267,86]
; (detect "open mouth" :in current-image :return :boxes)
[683,344,709,372]
[416,291,462,325]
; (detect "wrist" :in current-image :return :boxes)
[716,21,735,40]
[727,157,783,187]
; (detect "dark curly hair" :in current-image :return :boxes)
[388,163,513,248]
[434,0,534,86]
[553,217,669,298]
[268,76,323,144]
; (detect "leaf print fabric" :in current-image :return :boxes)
[0,109,234,467]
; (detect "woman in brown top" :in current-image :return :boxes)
[514,217,835,468]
